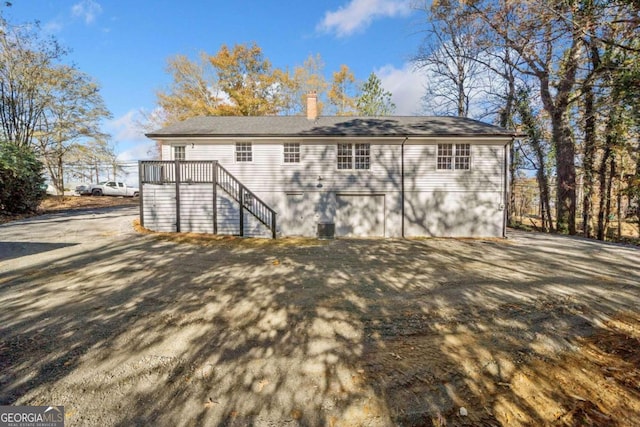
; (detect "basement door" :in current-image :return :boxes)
[335,194,385,237]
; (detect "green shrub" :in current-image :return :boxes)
[0,141,45,214]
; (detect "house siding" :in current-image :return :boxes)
[147,138,507,238]
[142,184,176,232]
[402,143,505,237]
[178,184,215,234]
[221,139,400,237]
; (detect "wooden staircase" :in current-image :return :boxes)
[139,160,277,238]
[215,163,277,238]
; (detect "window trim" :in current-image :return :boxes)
[437,143,471,171]
[283,143,301,165]
[337,143,371,170]
[235,142,253,163]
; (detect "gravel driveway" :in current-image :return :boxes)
[1,207,639,426]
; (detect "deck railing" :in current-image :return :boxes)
[139,160,277,238]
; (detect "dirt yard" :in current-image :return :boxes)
[0,195,138,224]
[1,205,639,426]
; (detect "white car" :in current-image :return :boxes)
[88,181,140,197]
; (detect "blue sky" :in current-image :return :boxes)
[4,0,429,160]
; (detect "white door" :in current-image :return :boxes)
[335,194,385,237]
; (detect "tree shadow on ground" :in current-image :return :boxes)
[0,230,639,426]
[0,242,78,261]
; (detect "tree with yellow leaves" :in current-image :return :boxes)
[280,54,328,116]
[157,42,288,124]
[328,64,358,116]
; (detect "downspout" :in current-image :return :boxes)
[401,137,408,238]
[138,160,144,228]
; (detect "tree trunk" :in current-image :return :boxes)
[617,168,622,239]
[551,111,577,234]
[603,156,616,239]
[499,66,517,227]
[535,31,580,235]
[540,171,554,232]
[457,61,466,117]
[515,88,555,232]
[597,145,612,240]
[636,156,640,238]
[57,155,65,200]
[537,176,547,231]
[582,78,596,237]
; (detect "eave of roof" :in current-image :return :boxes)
[146,116,521,139]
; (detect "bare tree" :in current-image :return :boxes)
[33,65,111,195]
[460,0,595,234]
[0,19,66,148]
[413,1,486,117]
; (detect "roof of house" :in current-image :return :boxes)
[146,116,517,139]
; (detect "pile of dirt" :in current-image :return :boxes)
[359,311,640,426]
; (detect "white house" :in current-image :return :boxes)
[142,95,515,238]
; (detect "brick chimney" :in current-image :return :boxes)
[306,91,318,120]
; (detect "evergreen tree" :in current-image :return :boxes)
[356,73,395,116]
[0,141,44,214]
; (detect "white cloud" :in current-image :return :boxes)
[71,0,102,24]
[43,19,64,33]
[317,0,412,37]
[117,142,157,161]
[107,109,162,161]
[106,110,147,143]
[376,63,426,115]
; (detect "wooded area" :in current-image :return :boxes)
[413,0,640,241]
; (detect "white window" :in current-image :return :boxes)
[235,142,252,162]
[437,143,470,170]
[337,143,370,170]
[354,144,370,170]
[283,143,300,163]
[174,145,186,161]
[337,144,352,169]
